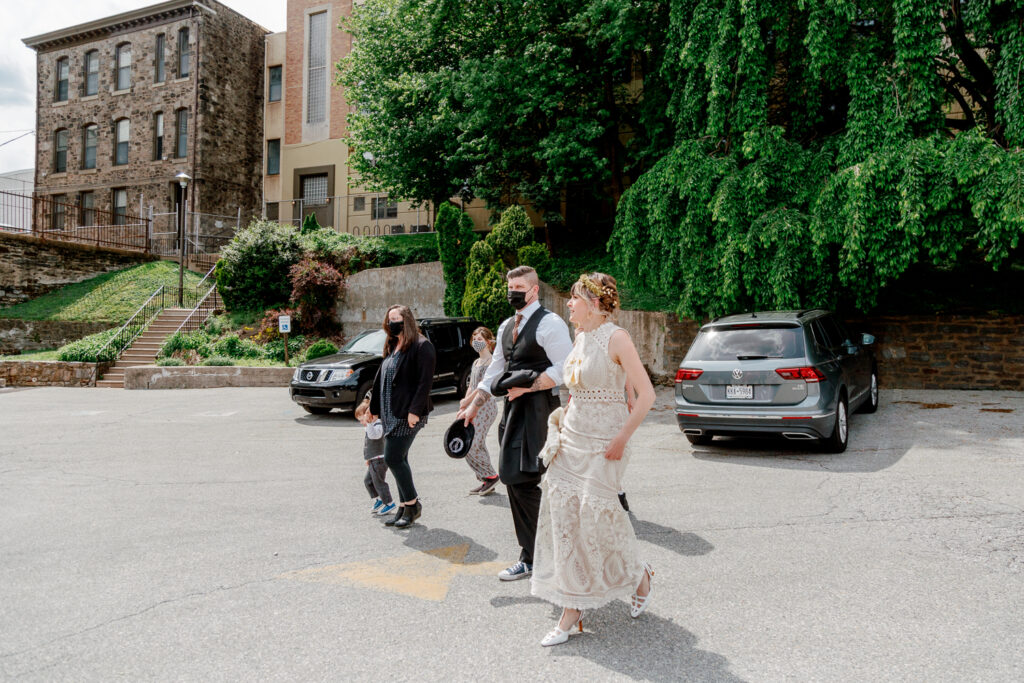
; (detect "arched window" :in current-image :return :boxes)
[175,108,188,158]
[53,129,68,172]
[82,124,98,169]
[177,28,191,78]
[83,50,99,95]
[54,57,69,101]
[115,43,131,90]
[114,118,130,165]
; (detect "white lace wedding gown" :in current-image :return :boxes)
[531,322,644,609]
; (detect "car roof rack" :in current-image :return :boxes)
[418,317,475,325]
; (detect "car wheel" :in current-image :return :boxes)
[858,368,879,414]
[350,382,372,420]
[685,433,714,446]
[823,394,849,453]
[302,405,332,415]
[455,365,473,399]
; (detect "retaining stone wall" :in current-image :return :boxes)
[0,319,113,354]
[0,231,154,307]
[0,360,106,387]
[124,365,294,390]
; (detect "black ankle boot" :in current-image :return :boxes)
[384,505,406,526]
[394,500,421,528]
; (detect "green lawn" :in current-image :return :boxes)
[0,348,61,361]
[0,261,205,323]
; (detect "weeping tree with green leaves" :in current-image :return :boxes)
[610,0,1024,319]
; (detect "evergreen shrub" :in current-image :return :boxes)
[215,220,303,312]
[304,339,338,361]
[435,203,478,316]
[56,329,119,363]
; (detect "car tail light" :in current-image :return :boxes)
[775,367,826,383]
[675,368,703,382]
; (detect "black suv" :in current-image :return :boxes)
[290,317,483,415]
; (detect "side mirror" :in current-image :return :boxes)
[860,333,875,346]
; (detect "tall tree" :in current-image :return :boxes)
[338,0,671,236]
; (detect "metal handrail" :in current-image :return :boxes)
[172,282,219,336]
[95,285,166,361]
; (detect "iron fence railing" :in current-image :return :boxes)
[263,195,435,235]
[173,282,220,335]
[0,189,151,251]
[95,285,166,362]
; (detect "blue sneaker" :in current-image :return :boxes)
[377,502,397,516]
[371,498,383,514]
[498,561,533,581]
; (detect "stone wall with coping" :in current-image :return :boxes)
[124,365,294,390]
[0,360,108,387]
[0,319,114,354]
[0,231,154,306]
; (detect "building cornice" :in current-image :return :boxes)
[22,0,267,52]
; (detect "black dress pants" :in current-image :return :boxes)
[507,478,543,565]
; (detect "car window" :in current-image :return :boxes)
[685,325,805,361]
[343,329,386,354]
[427,326,459,352]
[818,316,847,348]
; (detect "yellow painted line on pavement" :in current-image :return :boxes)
[281,544,506,601]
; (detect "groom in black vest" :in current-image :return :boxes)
[457,265,572,581]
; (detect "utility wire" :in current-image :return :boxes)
[0,130,35,148]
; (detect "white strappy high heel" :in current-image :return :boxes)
[630,563,654,618]
[540,610,584,647]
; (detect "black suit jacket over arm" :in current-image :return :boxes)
[369,336,437,420]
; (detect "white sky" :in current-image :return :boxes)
[0,0,286,174]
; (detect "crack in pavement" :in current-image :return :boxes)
[0,576,281,664]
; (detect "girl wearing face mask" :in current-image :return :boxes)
[457,326,501,495]
[368,304,436,528]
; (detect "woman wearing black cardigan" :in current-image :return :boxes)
[369,304,436,528]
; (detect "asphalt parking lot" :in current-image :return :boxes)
[1,386,1022,681]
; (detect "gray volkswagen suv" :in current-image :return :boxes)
[674,310,878,452]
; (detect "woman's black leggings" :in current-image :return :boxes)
[383,432,418,503]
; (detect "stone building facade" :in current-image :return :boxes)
[23,0,267,230]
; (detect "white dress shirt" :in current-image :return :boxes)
[477,299,573,396]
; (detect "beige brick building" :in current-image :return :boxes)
[24,0,268,232]
[262,0,434,235]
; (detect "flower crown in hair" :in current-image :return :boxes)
[578,274,616,307]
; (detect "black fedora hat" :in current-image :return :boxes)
[444,420,475,459]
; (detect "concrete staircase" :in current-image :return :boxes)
[95,308,191,388]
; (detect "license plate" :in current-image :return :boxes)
[726,384,753,399]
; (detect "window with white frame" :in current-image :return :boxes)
[55,57,69,101]
[112,188,127,225]
[82,124,97,169]
[114,118,130,165]
[53,129,68,172]
[115,44,131,90]
[178,28,190,78]
[83,51,99,96]
[80,191,95,226]
[155,34,166,83]
[153,112,164,160]
[175,109,188,158]
[52,195,66,230]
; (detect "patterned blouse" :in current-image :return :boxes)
[380,349,427,437]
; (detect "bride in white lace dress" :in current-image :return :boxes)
[530,272,657,647]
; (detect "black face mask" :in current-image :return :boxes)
[388,321,404,337]
[507,289,529,310]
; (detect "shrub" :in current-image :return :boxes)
[201,356,235,366]
[159,330,212,359]
[289,258,345,335]
[210,333,264,359]
[304,339,338,361]
[518,243,550,274]
[215,220,304,311]
[203,314,229,336]
[263,334,305,362]
[253,307,299,344]
[300,227,359,272]
[56,328,119,363]
[156,357,186,366]
[489,205,534,264]
[435,203,478,316]
[300,212,322,234]
[462,261,512,331]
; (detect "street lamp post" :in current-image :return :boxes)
[362,152,377,235]
[175,172,191,307]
